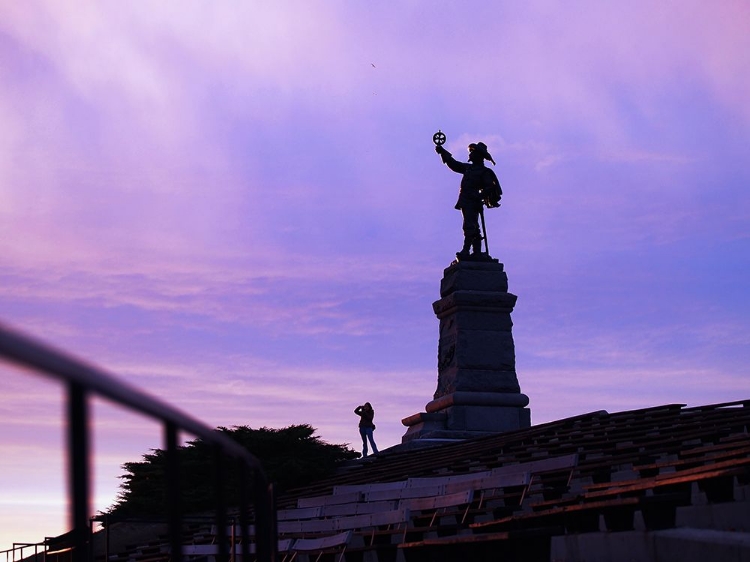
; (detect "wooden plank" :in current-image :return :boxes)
[683,399,750,411]
[583,457,750,498]
[399,490,474,512]
[633,442,750,473]
[321,500,399,517]
[585,467,747,501]
[333,480,408,495]
[365,485,445,502]
[297,491,363,508]
[471,497,641,530]
[451,471,530,494]
[399,531,512,549]
[278,508,411,535]
[405,470,529,495]
[278,539,294,553]
[291,530,352,552]
[278,518,337,534]
[491,453,578,476]
[277,506,323,521]
[181,539,293,556]
[334,508,410,531]
[529,464,747,512]
[407,471,492,488]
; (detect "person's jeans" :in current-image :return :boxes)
[359,427,378,456]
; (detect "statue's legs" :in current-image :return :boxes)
[457,239,471,257]
[472,236,483,254]
[459,205,482,256]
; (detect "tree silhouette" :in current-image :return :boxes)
[106,424,358,519]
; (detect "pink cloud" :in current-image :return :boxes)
[1,1,748,553]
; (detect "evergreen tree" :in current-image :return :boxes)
[107,424,358,519]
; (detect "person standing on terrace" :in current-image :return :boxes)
[354,402,379,457]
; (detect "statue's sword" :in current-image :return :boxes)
[479,207,489,255]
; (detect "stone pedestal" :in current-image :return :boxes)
[402,260,531,443]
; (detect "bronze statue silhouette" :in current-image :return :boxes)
[434,131,501,261]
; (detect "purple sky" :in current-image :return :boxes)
[2,1,749,551]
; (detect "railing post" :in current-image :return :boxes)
[253,475,277,562]
[67,383,90,562]
[238,462,250,562]
[213,445,228,562]
[164,423,182,562]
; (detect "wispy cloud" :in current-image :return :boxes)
[1,1,749,552]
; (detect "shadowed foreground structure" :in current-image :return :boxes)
[70,399,749,562]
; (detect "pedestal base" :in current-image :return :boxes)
[401,407,531,442]
[401,391,531,443]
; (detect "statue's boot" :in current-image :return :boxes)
[472,237,483,255]
[456,240,472,259]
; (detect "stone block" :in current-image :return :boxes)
[676,501,750,532]
[401,399,532,441]
[400,412,449,442]
[435,368,521,396]
[439,310,513,336]
[442,404,531,432]
[551,531,654,562]
[653,528,750,562]
[438,331,516,372]
[433,290,517,318]
[440,262,508,296]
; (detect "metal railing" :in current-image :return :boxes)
[0,322,277,562]
[2,542,46,562]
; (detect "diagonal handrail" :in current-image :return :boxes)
[0,322,278,562]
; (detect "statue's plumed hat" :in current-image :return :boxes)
[469,142,496,165]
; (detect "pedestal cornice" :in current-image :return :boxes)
[433,290,518,318]
[425,391,530,412]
